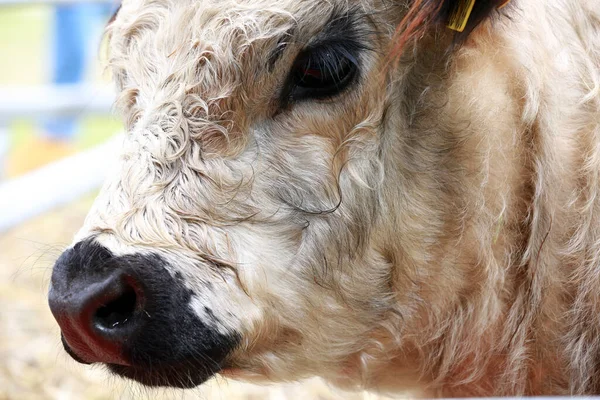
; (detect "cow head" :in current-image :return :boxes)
[48,0,508,391]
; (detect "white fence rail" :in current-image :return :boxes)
[0,135,120,232]
[0,84,115,123]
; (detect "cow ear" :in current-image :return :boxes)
[391,0,511,57]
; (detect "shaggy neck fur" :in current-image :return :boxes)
[359,0,600,396]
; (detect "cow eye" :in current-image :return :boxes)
[288,44,359,102]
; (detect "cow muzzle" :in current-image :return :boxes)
[48,239,239,388]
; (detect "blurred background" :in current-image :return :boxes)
[0,1,394,399]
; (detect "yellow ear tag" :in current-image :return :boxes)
[447,0,476,32]
[447,0,512,32]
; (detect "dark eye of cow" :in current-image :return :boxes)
[288,44,359,102]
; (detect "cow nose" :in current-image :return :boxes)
[48,245,146,366]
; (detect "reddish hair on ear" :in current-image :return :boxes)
[390,0,510,58]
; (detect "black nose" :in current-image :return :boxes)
[48,242,146,366]
[48,239,240,388]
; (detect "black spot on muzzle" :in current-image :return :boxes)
[48,239,239,388]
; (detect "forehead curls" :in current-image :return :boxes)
[390,0,513,58]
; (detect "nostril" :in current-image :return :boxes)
[49,271,144,366]
[94,285,138,331]
[49,242,151,366]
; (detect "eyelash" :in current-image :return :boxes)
[282,41,362,104]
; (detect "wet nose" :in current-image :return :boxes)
[48,243,146,366]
